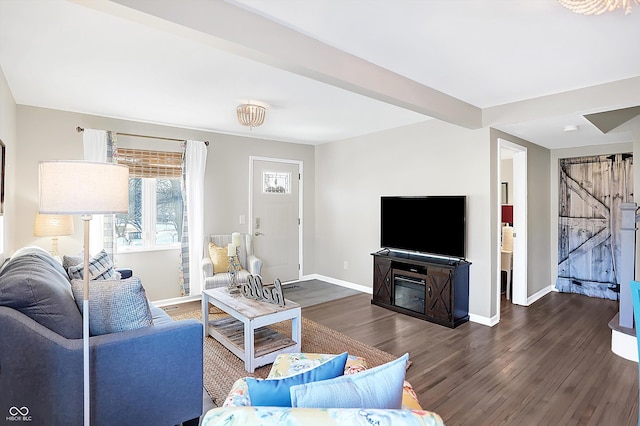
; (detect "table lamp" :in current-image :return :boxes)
[38,160,129,426]
[33,212,74,256]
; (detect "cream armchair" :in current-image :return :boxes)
[202,234,263,290]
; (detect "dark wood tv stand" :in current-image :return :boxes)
[371,250,470,328]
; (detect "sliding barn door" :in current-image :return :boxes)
[557,154,633,300]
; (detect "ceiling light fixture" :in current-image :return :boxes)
[558,0,639,15]
[236,103,266,129]
[564,124,580,132]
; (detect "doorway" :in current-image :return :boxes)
[249,157,302,283]
[498,139,528,313]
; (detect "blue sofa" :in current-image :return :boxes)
[0,247,203,426]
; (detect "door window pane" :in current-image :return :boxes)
[263,171,291,194]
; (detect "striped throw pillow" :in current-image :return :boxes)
[67,250,118,281]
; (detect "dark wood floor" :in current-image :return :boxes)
[303,291,639,426]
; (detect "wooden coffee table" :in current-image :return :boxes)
[201,287,302,372]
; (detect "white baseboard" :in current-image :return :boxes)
[527,285,555,305]
[612,329,638,362]
[299,274,373,294]
[469,313,497,327]
[152,294,201,307]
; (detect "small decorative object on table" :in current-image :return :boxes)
[226,242,241,295]
[241,275,285,305]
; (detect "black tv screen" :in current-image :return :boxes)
[380,196,466,259]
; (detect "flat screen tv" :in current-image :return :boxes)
[380,196,466,259]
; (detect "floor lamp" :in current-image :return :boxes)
[38,161,129,426]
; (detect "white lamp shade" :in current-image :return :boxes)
[39,161,129,214]
[34,212,74,237]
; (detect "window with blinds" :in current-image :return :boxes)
[114,148,182,178]
[114,148,184,251]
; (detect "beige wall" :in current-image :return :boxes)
[315,119,495,319]
[0,66,17,264]
[13,105,315,301]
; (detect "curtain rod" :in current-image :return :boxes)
[76,127,209,146]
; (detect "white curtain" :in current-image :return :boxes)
[183,140,207,295]
[82,129,107,255]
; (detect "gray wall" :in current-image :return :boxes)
[0,67,17,264]
[6,73,628,321]
[315,119,495,319]
[13,105,315,301]
[492,129,551,311]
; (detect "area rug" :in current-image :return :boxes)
[170,308,397,407]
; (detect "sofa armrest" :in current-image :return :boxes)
[116,267,133,279]
[246,255,262,276]
[0,306,203,426]
[92,318,204,425]
[202,256,214,278]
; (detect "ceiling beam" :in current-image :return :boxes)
[584,106,640,134]
[86,0,482,129]
[483,76,640,128]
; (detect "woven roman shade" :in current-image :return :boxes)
[114,148,182,178]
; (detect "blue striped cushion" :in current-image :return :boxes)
[67,250,117,280]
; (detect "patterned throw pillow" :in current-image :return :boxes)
[70,276,153,336]
[209,243,229,273]
[67,250,118,281]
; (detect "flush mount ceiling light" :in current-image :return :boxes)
[236,103,266,129]
[558,0,639,15]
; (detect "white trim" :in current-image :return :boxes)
[498,138,529,311]
[469,313,498,327]
[152,294,201,307]
[611,329,638,362]
[249,156,304,279]
[300,273,372,294]
[527,284,554,305]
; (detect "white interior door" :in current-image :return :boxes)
[250,158,301,283]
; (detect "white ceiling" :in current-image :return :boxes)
[1,0,639,149]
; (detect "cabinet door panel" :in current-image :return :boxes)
[373,257,392,304]
[426,266,453,323]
